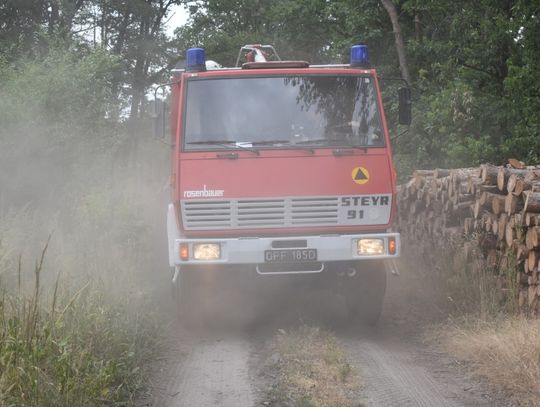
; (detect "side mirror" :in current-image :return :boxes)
[152,98,166,139]
[398,87,411,125]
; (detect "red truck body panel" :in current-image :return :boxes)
[169,67,397,238]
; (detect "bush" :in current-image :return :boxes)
[0,244,159,406]
[0,45,118,135]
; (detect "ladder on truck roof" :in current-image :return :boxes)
[234,44,281,67]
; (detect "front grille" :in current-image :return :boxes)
[182,201,233,229]
[181,196,340,230]
[237,199,285,227]
[290,198,339,225]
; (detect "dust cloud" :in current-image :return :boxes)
[0,114,171,303]
[169,244,455,340]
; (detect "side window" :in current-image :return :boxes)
[185,82,202,140]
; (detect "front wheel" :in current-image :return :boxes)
[343,261,387,326]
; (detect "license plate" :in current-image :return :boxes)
[264,249,317,263]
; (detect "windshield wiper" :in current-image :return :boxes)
[250,139,315,154]
[233,140,315,154]
[250,139,291,145]
[293,138,335,145]
[186,140,260,155]
[293,137,370,151]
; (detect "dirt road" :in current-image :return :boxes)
[141,262,508,407]
[147,329,255,407]
[341,331,497,407]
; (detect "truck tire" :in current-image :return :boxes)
[343,261,387,326]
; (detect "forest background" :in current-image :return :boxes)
[1,0,539,181]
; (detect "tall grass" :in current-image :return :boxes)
[0,132,168,405]
[0,241,159,406]
[417,234,538,404]
[432,317,540,406]
[425,234,519,318]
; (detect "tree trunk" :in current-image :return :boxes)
[129,0,173,120]
[48,1,59,35]
[110,6,132,117]
[129,7,149,121]
[414,14,422,43]
[381,0,411,85]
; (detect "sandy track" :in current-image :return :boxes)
[342,332,497,407]
[345,335,456,407]
[142,262,508,407]
[144,328,255,407]
[145,327,501,407]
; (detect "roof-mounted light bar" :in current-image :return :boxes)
[181,43,371,73]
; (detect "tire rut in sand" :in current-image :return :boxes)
[146,331,255,407]
[344,336,461,407]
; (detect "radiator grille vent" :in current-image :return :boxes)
[182,197,340,230]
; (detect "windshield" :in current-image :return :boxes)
[183,75,384,150]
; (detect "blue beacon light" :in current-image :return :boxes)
[350,44,369,68]
[186,47,206,71]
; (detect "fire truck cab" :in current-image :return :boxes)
[160,44,407,324]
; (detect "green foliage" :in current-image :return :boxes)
[0,45,118,135]
[402,79,503,168]
[388,0,540,172]
[0,0,184,119]
[0,247,159,406]
[175,0,391,66]
[502,1,540,164]
[0,45,123,211]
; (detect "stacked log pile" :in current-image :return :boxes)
[398,160,540,314]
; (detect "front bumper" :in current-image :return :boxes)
[167,204,400,267]
[171,233,400,265]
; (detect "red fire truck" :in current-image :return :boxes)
[155,44,410,324]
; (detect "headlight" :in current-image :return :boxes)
[193,243,221,260]
[357,239,384,255]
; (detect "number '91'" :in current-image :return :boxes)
[347,210,364,219]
